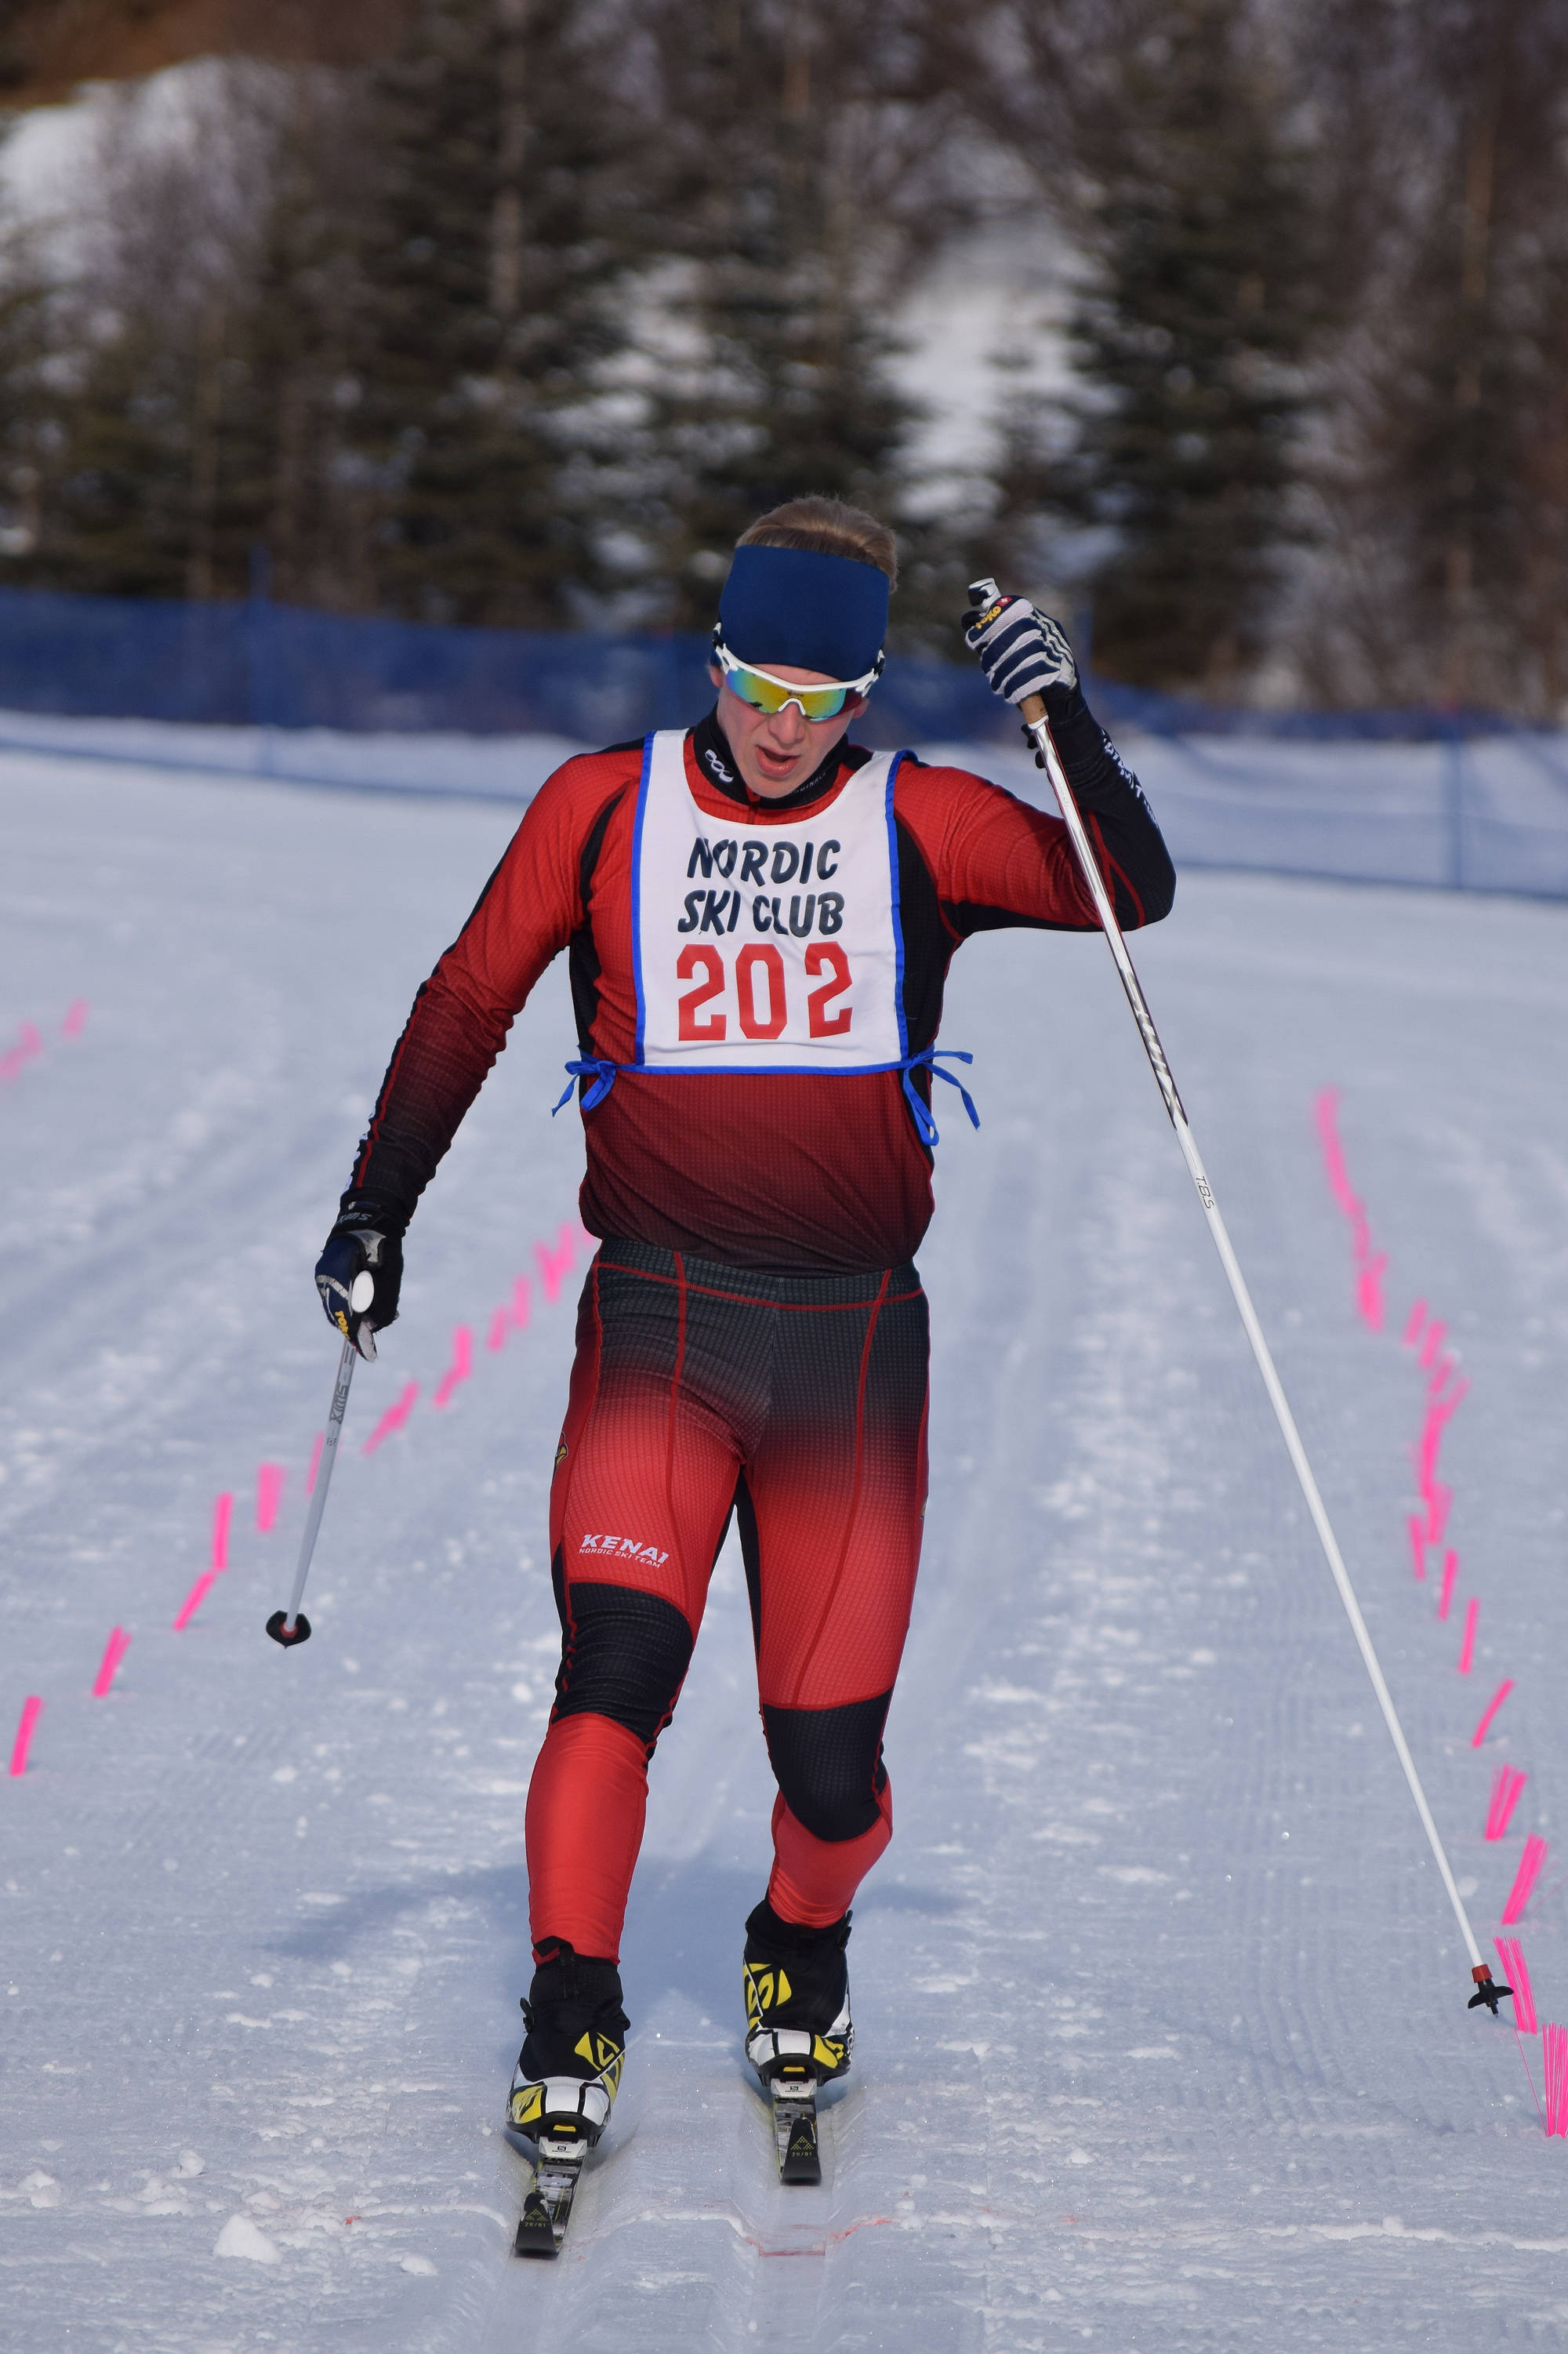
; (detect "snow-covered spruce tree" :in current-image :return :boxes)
[13,63,381,607]
[0,230,56,570]
[1295,0,1568,715]
[1027,0,1315,693]
[16,64,290,601]
[209,76,379,611]
[342,0,640,626]
[27,318,198,598]
[631,0,957,640]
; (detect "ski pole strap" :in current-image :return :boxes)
[554,1058,622,1113]
[898,1048,980,1149]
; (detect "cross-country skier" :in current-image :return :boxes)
[314,497,1174,2170]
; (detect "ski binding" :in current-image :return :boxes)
[511,2120,589,2257]
[769,2061,822,2186]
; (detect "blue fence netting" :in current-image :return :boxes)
[0,583,1020,746]
[0,584,1564,898]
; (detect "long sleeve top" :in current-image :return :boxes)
[344,692,1175,1273]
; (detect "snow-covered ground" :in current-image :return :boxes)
[3,743,1567,2351]
[0,705,583,805]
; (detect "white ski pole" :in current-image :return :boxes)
[266,1324,361,1650]
[971,584,1506,2016]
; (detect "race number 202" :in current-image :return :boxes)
[676,943,852,1042]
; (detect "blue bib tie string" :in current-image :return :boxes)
[553,1058,622,1114]
[555,1048,980,1149]
[898,1048,980,1150]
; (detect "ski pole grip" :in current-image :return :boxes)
[1019,692,1048,725]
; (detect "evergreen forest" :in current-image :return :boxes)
[0,0,1566,714]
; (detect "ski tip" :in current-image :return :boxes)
[514,2193,560,2259]
[265,1609,311,1649]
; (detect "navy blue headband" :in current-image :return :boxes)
[717,544,889,679]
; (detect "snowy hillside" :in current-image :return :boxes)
[3,743,1567,2349]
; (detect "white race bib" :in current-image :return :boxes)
[631,730,909,1074]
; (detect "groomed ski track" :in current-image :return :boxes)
[2,747,1566,2352]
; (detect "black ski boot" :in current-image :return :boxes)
[507,1942,628,2150]
[742,1898,853,2088]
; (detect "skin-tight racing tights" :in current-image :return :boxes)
[525,1238,930,1963]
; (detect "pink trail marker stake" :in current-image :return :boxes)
[307,1431,325,1494]
[92,1628,132,1698]
[1407,1516,1428,1580]
[1312,1085,1338,1164]
[61,997,89,1037]
[510,1275,533,1330]
[172,1571,216,1631]
[1403,1299,1428,1347]
[1426,1482,1452,1546]
[1542,2024,1568,2134]
[1486,1766,1528,1840]
[256,1464,285,1535]
[0,1022,42,1081]
[1497,1938,1537,2033]
[535,1227,577,1305]
[1472,1677,1513,1745]
[9,1696,42,1776]
[1457,1596,1479,1673]
[433,1325,474,1410]
[210,1491,233,1571]
[1312,1092,1386,1315]
[1418,1319,1447,1371]
[362,1381,419,1456]
[1438,1549,1459,1622]
[1312,1088,1358,1215]
[487,1306,509,1353]
[1357,1254,1387,1331]
[1502,1835,1548,1926]
[1428,1356,1457,1397]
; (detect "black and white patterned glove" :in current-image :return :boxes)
[315,1197,405,1362]
[963,579,1077,707]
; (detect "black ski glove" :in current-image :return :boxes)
[963,580,1078,709]
[314,1197,405,1361]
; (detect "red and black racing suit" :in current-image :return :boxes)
[346,696,1175,1958]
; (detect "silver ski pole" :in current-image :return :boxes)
[266,1334,358,1650]
[982,599,1505,2015]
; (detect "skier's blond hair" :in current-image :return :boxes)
[739,496,898,587]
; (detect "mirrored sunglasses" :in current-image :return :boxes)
[715,645,880,722]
